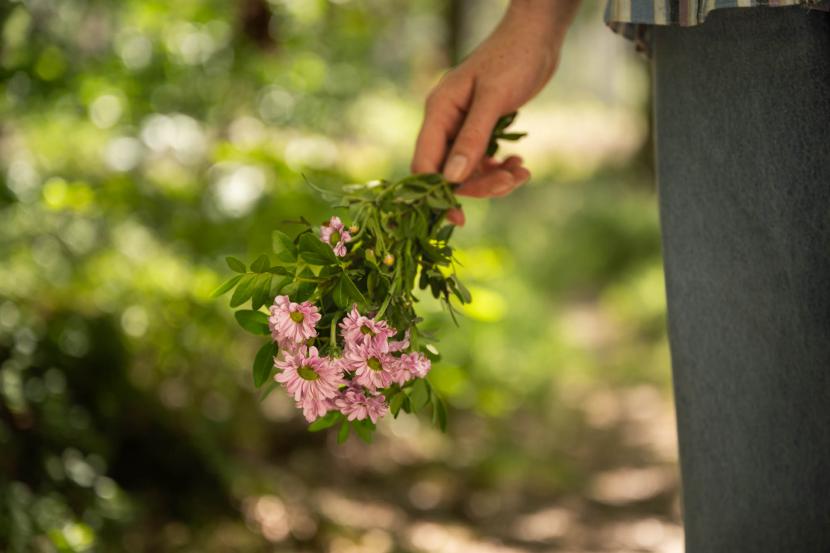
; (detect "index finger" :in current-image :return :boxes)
[411,80,471,174]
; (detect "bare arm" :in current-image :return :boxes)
[412,0,581,223]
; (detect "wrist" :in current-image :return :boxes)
[507,0,581,39]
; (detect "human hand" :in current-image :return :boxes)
[412,0,580,225]
[444,155,530,225]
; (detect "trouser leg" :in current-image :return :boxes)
[652,6,830,552]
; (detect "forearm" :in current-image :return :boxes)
[507,0,582,45]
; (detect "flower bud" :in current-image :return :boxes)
[383,254,395,266]
[349,225,358,234]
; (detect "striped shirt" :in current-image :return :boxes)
[605,0,830,52]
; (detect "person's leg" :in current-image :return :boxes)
[652,6,830,552]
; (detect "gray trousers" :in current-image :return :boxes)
[652,6,830,552]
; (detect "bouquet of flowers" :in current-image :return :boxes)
[213,113,525,443]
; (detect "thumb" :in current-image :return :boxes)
[442,91,502,183]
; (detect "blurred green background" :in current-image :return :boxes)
[0,0,680,551]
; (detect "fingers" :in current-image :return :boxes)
[411,79,472,174]
[455,156,530,198]
[441,88,504,183]
[444,156,528,226]
[478,156,503,172]
[478,154,522,173]
[445,207,466,226]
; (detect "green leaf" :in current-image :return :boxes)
[418,237,450,266]
[367,271,378,297]
[418,267,429,290]
[226,256,246,273]
[251,273,273,310]
[409,378,430,411]
[389,392,406,417]
[294,268,317,302]
[495,111,516,131]
[432,395,448,432]
[210,274,242,298]
[308,411,341,432]
[436,224,454,242]
[298,233,339,265]
[234,310,270,335]
[272,230,297,262]
[251,254,270,273]
[426,194,452,210]
[230,274,256,307]
[337,421,350,444]
[449,275,472,304]
[499,132,527,141]
[271,275,291,297]
[351,419,374,443]
[253,341,276,388]
[339,273,366,306]
[447,299,460,326]
[392,189,425,204]
[265,266,291,276]
[487,112,524,157]
[332,275,350,309]
[486,140,499,158]
[319,265,341,279]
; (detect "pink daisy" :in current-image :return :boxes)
[388,329,410,353]
[334,384,387,423]
[343,341,396,390]
[275,346,343,408]
[320,216,352,257]
[296,396,333,422]
[339,305,397,353]
[269,295,321,345]
[391,351,431,384]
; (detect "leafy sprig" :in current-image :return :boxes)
[213,112,525,442]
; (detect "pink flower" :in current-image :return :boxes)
[320,216,352,257]
[388,330,410,353]
[269,295,321,345]
[296,396,332,422]
[334,384,387,423]
[339,305,397,353]
[391,351,431,384]
[343,341,396,390]
[339,305,372,345]
[275,347,343,411]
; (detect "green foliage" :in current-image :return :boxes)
[272,231,297,262]
[234,310,270,335]
[486,112,527,158]
[215,117,526,441]
[252,341,277,387]
[0,0,665,550]
[307,410,342,431]
[219,171,471,436]
[226,257,247,273]
[297,233,339,265]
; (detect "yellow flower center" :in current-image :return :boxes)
[297,365,319,380]
[290,311,304,323]
[367,357,383,371]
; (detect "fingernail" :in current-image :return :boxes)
[443,154,467,182]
